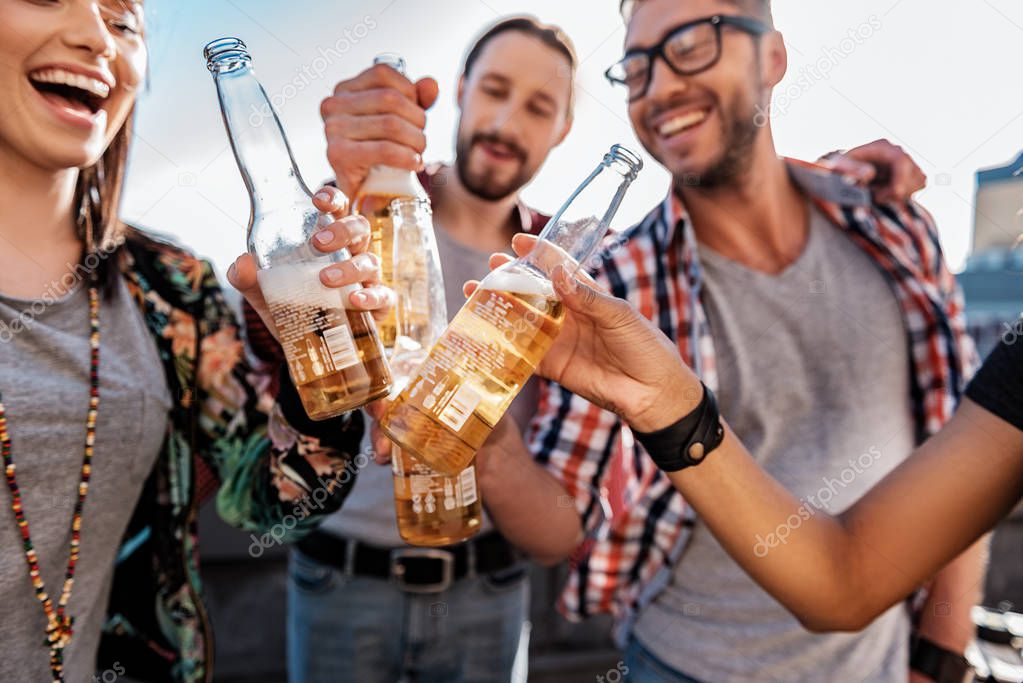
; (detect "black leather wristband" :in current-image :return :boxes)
[910,636,971,683]
[632,382,725,472]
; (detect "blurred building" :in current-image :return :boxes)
[960,152,1023,356]
[973,152,1023,255]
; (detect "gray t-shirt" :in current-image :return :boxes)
[0,274,172,682]
[321,223,539,547]
[632,204,915,682]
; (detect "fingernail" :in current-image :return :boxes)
[352,291,369,306]
[314,190,331,203]
[314,230,334,246]
[227,262,237,282]
[323,268,343,285]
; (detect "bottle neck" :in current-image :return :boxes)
[213,63,310,214]
[523,159,636,278]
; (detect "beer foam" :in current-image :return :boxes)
[258,260,361,310]
[357,166,424,197]
[479,270,555,297]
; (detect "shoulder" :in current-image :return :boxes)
[123,224,217,304]
[865,199,948,272]
[966,327,1023,432]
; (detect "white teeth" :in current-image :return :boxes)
[658,109,708,137]
[28,68,111,99]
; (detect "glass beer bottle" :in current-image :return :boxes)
[351,54,429,351]
[204,37,391,419]
[388,198,482,546]
[381,145,643,475]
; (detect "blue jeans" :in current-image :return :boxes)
[287,548,530,683]
[624,638,703,683]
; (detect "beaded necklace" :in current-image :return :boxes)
[0,285,100,683]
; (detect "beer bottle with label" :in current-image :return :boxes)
[351,54,430,351]
[204,37,392,419]
[388,198,482,546]
[381,145,643,475]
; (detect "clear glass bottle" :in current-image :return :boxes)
[381,145,643,475]
[204,37,391,419]
[351,53,430,351]
[388,198,482,546]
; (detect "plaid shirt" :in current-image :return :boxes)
[527,159,979,641]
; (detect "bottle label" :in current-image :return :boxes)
[322,324,359,370]
[402,280,562,436]
[393,452,478,510]
[257,263,362,385]
[438,384,482,432]
[459,466,478,506]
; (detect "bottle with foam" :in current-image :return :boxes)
[381,145,643,475]
[204,38,392,419]
[351,54,429,351]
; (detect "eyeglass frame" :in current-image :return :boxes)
[605,14,770,101]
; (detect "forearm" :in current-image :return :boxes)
[478,430,583,565]
[663,402,1023,630]
[916,537,989,654]
[666,425,865,628]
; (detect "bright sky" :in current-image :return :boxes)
[122,0,1023,276]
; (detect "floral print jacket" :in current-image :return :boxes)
[95,227,363,683]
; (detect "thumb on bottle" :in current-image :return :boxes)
[552,264,616,321]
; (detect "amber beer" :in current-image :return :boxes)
[384,273,564,474]
[352,54,429,350]
[257,263,391,419]
[381,144,642,475]
[205,38,392,419]
[388,198,481,545]
[392,451,482,546]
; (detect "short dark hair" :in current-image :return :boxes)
[461,16,577,108]
[620,0,773,25]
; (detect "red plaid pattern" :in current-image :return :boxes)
[528,159,979,638]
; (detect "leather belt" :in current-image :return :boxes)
[296,530,520,594]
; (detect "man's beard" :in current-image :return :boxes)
[681,92,761,191]
[455,130,533,201]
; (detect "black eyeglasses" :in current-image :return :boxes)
[605,15,769,101]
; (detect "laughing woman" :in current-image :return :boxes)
[0,2,387,682]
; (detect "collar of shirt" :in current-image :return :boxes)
[535,155,979,630]
[657,157,874,247]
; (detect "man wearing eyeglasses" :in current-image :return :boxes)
[492,1,981,682]
[296,4,964,683]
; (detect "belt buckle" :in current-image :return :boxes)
[389,548,455,594]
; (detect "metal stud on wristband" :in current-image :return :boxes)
[632,382,725,472]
